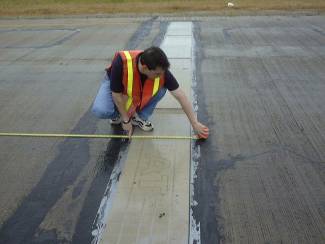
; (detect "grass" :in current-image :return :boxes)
[0,0,324,16]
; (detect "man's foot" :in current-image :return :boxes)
[131,114,154,131]
[109,115,122,125]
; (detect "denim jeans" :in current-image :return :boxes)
[92,74,167,120]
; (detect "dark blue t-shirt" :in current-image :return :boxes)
[107,53,179,93]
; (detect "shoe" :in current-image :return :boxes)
[109,115,122,125]
[131,114,153,131]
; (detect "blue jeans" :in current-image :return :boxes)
[92,74,167,120]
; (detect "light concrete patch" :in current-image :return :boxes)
[158,58,192,109]
[160,22,193,59]
[99,22,193,244]
[101,113,190,244]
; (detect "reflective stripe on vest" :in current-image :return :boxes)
[153,77,160,96]
[124,51,133,111]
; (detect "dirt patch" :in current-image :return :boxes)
[0,0,324,17]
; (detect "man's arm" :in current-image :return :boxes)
[170,87,209,138]
[112,92,129,121]
[112,91,133,137]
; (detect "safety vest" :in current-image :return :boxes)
[109,50,165,117]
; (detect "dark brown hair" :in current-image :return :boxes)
[140,46,170,71]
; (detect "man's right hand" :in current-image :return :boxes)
[112,92,133,138]
[122,121,133,138]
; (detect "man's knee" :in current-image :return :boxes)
[153,88,167,101]
[158,87,167,97]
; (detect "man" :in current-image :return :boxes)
[92,46,209,139]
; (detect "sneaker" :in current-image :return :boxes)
[109,115,122,125]
[131,114,153,131]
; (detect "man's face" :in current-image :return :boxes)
[144,66,165,80]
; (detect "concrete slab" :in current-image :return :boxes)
[160,22,193,59]
[1,15,324,244]
[0,29,78,48]
[158,58,192,109]
[165,22,193,36]
[101,113,190,244]
[161,37,192,58]
[0,17,142,243]
[0,48,33,62]
[191,16,325,244]
[100,22,193,244]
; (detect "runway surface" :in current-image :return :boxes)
[0,15,324,243]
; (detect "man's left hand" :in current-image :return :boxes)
[193,122,209,139]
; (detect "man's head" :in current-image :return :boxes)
[139,46,170,79]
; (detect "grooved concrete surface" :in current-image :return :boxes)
[0,17,148,244]
[193,16,325,244]
[0,15,324,244]
[100,22,192,244]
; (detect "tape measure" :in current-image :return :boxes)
[0,132,199,140]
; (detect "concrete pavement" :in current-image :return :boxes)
[0,15,324,244]
[192,15,325,243]
[98,22,193,244]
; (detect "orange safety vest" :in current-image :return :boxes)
[109,50,165,117]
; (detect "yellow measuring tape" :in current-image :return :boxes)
[0,132,198,140]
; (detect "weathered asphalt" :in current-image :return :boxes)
[0,15,324,243]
